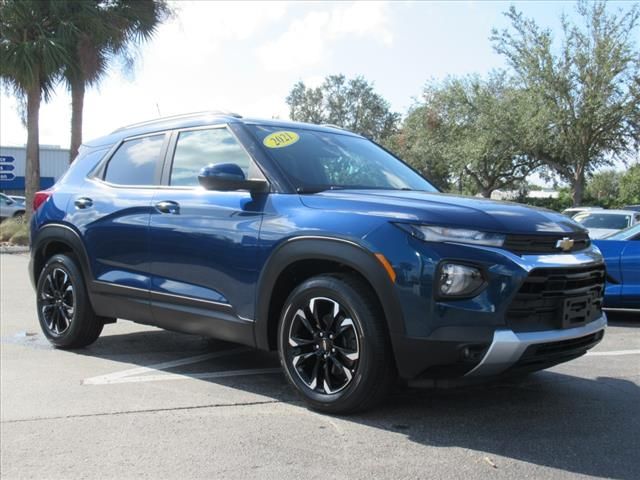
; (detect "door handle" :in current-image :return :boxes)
[74,197,93,209]
[155,200,180,215]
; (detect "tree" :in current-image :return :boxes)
[585,169,622,206]
[492,1,640,206]
[0,0,71,222]
[619,163,640,205]
[286,75,400,142]
[388,73,541,196]
[59,0,171,162]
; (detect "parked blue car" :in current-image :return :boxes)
[593,224,640,312]
[29,112,607,413]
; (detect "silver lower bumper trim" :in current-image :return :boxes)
[465,314,607,377]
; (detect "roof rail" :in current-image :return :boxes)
[320,123,347,131]
[112,110,243,133]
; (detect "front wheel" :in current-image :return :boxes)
[278,274,396,414]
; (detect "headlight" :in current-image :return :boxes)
[437,263,485,297]
[396,224,505,247]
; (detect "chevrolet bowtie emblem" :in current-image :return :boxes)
[555,237,575,252]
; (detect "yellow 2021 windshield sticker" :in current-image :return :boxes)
[263,131,300,149]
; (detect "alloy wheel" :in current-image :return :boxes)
[40,267,75,335]
[286,297,360,394]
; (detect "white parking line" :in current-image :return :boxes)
[83,347,261,385]
[586,349,640,357]
[90,367,283,384]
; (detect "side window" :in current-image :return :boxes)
[104,134,164,186]
[170,128,258,187]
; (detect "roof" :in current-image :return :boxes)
[575,209,638,215]
[82,111,359,149]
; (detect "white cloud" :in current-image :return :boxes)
[257,1,392,72]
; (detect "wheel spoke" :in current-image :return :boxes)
[334,345,359,362]
[309,297,340,331]
[58,307,71,329]
[50,308,60,333]
[60,270,69,290]
[331,356,353,382]
[322,359,333,394]
[288,336,315,348]
[308,357,320,390]
[294,309,316,336]
[292,351,316,368]
[43,274,55,296]
[335,317,355,337]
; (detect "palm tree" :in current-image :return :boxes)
[62,0,171,162]
[0,0,71,222]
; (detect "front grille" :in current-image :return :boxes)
[504,232,590,255]
[506,265,605,332]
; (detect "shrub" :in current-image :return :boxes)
[0,218,29,244]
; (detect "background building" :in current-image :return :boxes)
[0,145,69,194]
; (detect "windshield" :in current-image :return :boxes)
[604,224,640,240]
[248,125,437,193]
[574,212,631,230]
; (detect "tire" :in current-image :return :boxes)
[278,274,396,414]
[13,211,25,223]
[36,253,104,348]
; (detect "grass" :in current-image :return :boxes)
[0,217,29,246]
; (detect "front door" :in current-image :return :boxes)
[147,126,266,344]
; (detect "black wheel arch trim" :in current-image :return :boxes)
[31,223,94,290]
[254,235,405,350]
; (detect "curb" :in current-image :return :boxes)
[0,245,30,254]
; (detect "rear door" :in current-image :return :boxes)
[71,133,168,322]
[146,125,266,344]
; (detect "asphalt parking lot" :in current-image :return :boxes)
[1,252,639,480]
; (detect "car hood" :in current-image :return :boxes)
[299,190,586,235]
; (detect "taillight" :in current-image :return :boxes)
[33,190,52,211]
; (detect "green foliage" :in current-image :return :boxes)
[55,0,173,161]
[384,99,453,191]
[492,1,640,205]
[0,0,73,221]
[286,75,400,142]
[517,192,574,212]
[0,0,71,100]
[619,164,640,205]
[388,72,540,196]
[585,169,622,207]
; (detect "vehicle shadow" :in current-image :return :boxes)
[606,312,640,326]
[75,327,640,480]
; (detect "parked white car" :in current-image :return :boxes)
[561,206,603,218]
[573,209,640,239]
[0,193,26,222]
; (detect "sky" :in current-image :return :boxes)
[0,0,636,157]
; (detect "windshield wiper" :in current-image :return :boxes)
[296,185,347,194]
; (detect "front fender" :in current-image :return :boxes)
[254,236,405,350]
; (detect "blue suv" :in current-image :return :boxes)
[30,112,606,413]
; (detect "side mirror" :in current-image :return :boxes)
[198,163,268,193]
[5,198,14,205]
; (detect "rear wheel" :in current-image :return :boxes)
[36,254,103,348]
[278,274,396,414]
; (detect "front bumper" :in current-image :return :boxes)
[465,313,606,377]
